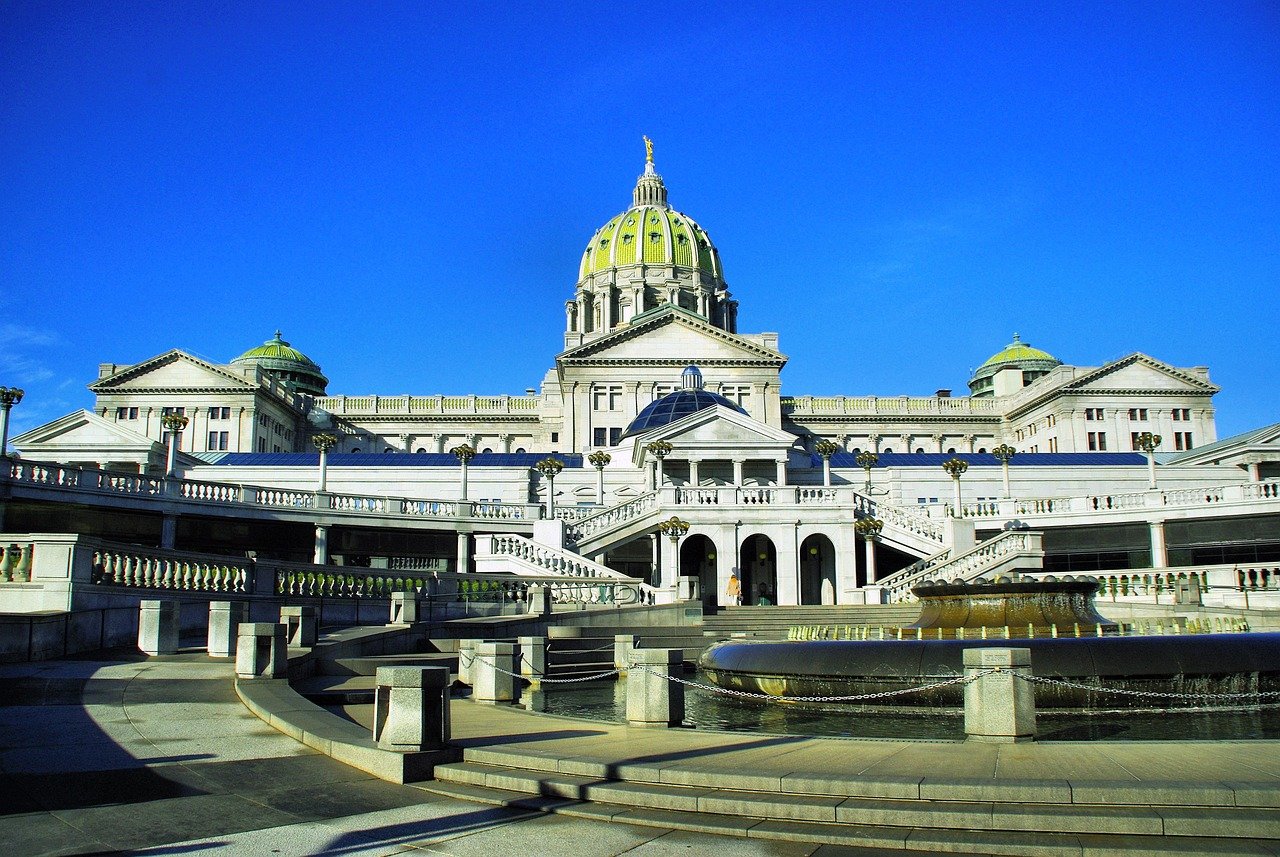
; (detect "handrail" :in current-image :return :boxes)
[877,530,1043,602]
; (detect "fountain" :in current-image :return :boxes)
[699,574,1280,710]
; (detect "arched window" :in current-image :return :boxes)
[515,447,526,454]
[384,447,395,453]
[351,448,361,454]
[482,447,493,454]
[947,447,956,454]
[915,447,924,454]
[882,448,893,454]
[978,447,987,454]
[416,448,426,453]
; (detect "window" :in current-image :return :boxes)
[162,406,185,417]
[1048,438,1058,452]
[1131,432,1142,450]
[720,385,752,407]
[1174,432,1194,451]
[1047,414,1057,428]
[550,432,559,443]
[1128,408,1148,421]
[257,437,267,452]
[593,427,607,447]
[1172,408,1191,421]
[207,431,228,451]
[115,407,138,420]
[1088,432,1107,451]
[592,385,622,411]
[610,427,622,445]
[208,406,231,420]
[1085,408,1104,421]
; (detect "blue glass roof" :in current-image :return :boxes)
[818,451,1148,468]
[204,452,582,468]
[620,389,747,440]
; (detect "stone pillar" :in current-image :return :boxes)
[525,584,551,616]
[456,532,470,575]
[372,666,451,750]
[944,517,976,553]
[659,533,679,591]
[732,458,745,486]
[677,575,699,602]
[822,457,831,487]
[1149,520,1168,569]
[473,641,516,704]
[627,648,684,727]
[313,525,329,565]
[518,636,546,688]
[138,600,179,656]
[207,601,248,657]
[863,536,878,584]
[614,634,638,675]
[160,514,177,550]
[963,647,1036,743]
[775,459,787,486]
[457,639,477,685]
[390,591,419,625]
[280,605,317,648]
[688,458,700,488]
[235,622,287,679]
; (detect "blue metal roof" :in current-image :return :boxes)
[204,452,583,468]
[620,389,746,440]
[821,452,1148,468]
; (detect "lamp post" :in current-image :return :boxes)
[312,433,337,491]
[942,456,969,516]
[657,515,690,591]
[1134,432,1162,489]
[855,517,883,584]
[854,450,878,494]
[534,456,564,518]
[0,387,24,458]
[991,443,1016,499]
[646,440,673,489]
[815,439,839,488]
[451,443,476,500]
[587,450,611,505]
[160,413,189,477]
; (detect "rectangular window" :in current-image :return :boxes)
[208,406,231,420]
[207,431,229,451]
[593,427,607,447]
[115,406,139,420]
[1047,414,1057,428]
[162,406,185,417]
[1128,408,1148,421]
[1088,432,1107,451]
[1174,431,1194,451]
[550,432,559,443]
[1172,408,1191,421]
[609,427,622,446]
[257,437,267,452]
[1085,408,1104,421]
[1048,438,1058,453]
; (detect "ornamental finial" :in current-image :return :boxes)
[643,135,654,163]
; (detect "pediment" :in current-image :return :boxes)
[12,410,159,452]
[631,405,800,465]
[91,350,255,392]
[558,307,785,367]
[1067,354,1218,394]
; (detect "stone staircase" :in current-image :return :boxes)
[874,529,1046,603]
[425,750,1280,856]
[703,604,923,640]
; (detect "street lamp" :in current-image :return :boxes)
[854,517,883,583]
[451,443,476,500]
[646,440,673,489]
[587,450,611,505]
[0,387,24,459]
[814,439,839,488]
[1134,432,1162,489]
[534,456,564,517]
[942,456,969,516]
[160,413,189,477]
[991,443,1016,499]
[657,515,690,592]
[854,450,878,493]
[312,433,337,491]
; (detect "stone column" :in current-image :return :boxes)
[732,458,745,486]
[235,623,288,679]
[390,591,418,625]
[688,459,700,488]
[627,648,684,727]
[614,634,638,675]
[457,639,477,685]
[280,605,317,648]
[864,535,877,583]
[207,601,248,657]
[518,636,546,688]
[473,641,516,704]
[313,525,329,565]
[456,532,470,575]
[372,666,450,750]
[138,600,179,656]
[1149,520,1168,569]
[775,459,787,487]
[963,648,1036,743]
[160,514,177,550]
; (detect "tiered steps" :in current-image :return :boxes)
[703,605,923,640]
[547,625,710,678]
[426,752,1280,856]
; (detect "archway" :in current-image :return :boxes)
[680,534,719,611]
[799,533,837,605]
[739,534,777,606]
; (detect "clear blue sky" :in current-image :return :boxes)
[2,2,1276,438]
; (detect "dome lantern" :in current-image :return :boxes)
[968,334,1062,398]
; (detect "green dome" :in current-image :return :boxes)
[968,334,1061,397]
[232,331,328,396]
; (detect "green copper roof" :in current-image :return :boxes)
[579,204,723,281]
[233,331,321,369]
[972,334,1061,379]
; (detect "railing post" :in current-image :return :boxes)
[207,601,248,657]
[518,635,546,689]
[138,599,179,656]
[963,647,1036,743]
[473,641,516,704]
[390,591,419,625]
[457,639,477,685]
[627,648,684,727]
[527,584,552,616]
[372,666,450,750]
[280,605,317,647]
[235,622,288,679]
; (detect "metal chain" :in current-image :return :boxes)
[466,654,619,684]
[630,664,995,703]
[1015,672,1280,701]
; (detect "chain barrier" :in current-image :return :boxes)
[630,664,994,703]
[1014,672,1280,702]
[466,653,619,684]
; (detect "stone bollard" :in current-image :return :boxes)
[457,639,477,685]
[235,622,288,679]
[280,605,317,648]
[627,648,684,728]
[473,641,516,704]
[389,591,419,625]
[138,600,179,656]
[207,601,248,657]
[528,585,552,616]
[518,635,546,688]
[614,634,638,676]
[963,647,1036,743]
[677,576,699,602]
[372,666,451,750]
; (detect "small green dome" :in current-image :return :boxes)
[968,334,1062,397]
[232,331,328,396]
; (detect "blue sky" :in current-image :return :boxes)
[2,2,1276,438]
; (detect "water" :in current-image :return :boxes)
[536,672,1280,742]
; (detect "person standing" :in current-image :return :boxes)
[725,572,741,606]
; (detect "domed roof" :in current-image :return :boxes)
[971,334,1061,381]
[578,148,724,282]
[232,331,328,396]
[620,389,746,441]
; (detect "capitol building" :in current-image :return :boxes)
[10,146,1279,608]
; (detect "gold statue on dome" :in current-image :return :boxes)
[643,135,654,163]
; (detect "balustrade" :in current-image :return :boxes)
[92,547,250,593]
[0,541,33,582]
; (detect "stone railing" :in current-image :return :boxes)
[878,530,1045,602]
[565,491,660,542]
[475,534,657,604]
[957,479,1280,522]
[93,545,252,593]
[781,394,1001,416]
[272,562,432,599]
[553,506,597,522]
[1021,563,1280,605]
[0,540,34,582]
[312,394,540,416]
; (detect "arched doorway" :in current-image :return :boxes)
[680,534,719,611]
[739,534,777,606]
[799,533,837,605]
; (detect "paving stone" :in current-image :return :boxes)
[698,789,845,822]
[50,792,303,851]
[991,801,1165,835]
